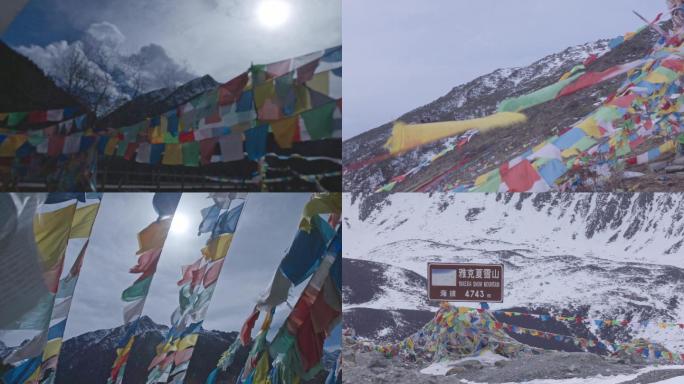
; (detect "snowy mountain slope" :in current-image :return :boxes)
[98,74,219,128]
[345,193,684,267]
[23,315,334,384]
[343,258,435,311]
[343,193,684,351]
[343,27,660,194]
[15,22,195,115]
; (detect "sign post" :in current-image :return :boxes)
[427,263,504,302]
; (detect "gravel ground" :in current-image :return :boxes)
[616,369,684,384]
[341,349,684,384]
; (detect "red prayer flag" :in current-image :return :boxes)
[130,248,162,280]
[203,259,224,288]
[218,73,249,106]
[48,136,66,157]
[124,143,139,161]
[661,58,684,72]
[199,138,218,165]
[609,94,636,108]
[557,67,622,98]
[296,59,319,84]
[240,308,260,345]
[28,110,47,124]
[500,160,541,192]
[177,259,202,286]
[295,315,326,372]
[179,131,195,143]
[173,348,194,366]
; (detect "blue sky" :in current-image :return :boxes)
[343,0,666,139]
[2,0,341,82]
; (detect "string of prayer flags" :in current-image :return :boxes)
[146,193,247,384]
[371,130,479,193]
[260,193,339,308]
[0,194,49,329]
[37,197,101,384]
[0,107,79,128]
[268,226,342,378]
[209,194,342,384]
[384,112,528,156]
[367,304,684,366]
[107,193,180,384]
[3,194,102,384]
[465,34,684,192]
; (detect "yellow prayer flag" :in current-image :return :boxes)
[0,135,28,157]
[162,143,183,165]
[26,365,41,381]
[42,338,63,361]
[576,116,602,138]
[151,125,165,144]
[254,80,276,109]
[105,137,120,156]
[294,85,312,115]
[474,171,493,187]
[299,193,341,232]
[120,335,135,357]
[660,140,675,154]
[260,309,274,332]
[178,334,198,350]
[70,203,99,239]
[201,233,233,261]
[137,218,172,254]
[253,353,270,384]
[34,204,77,269]
[385,112,527,155]
[306,71,330,96]
[270,116,299,149]
[644,71,672,84]
[561,147,580,159]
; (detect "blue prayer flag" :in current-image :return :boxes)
[245,124,268,161]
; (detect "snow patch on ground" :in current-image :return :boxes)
[420,350,509,375]
[459,365,684,384]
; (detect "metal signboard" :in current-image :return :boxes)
[427,263,504,302]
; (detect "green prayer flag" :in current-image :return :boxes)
[164,132,179,144]
[572,136,597,152]
[301,102,336,140]
[117,141,129,157]
[498,73,583,113]
[8,112,28,127]
[182,142,200,167]
[473,171,502,193]
[121,276,152,302]
[27,133,45,146]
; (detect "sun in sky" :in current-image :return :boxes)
[170,212,190,234]
[256,0,291,29]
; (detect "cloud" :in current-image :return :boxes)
[83,21,125,50]
[20,0,340,82]
[15,21,195,114]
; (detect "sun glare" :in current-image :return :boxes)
[170,213,190,234]
[257,0,291,29]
